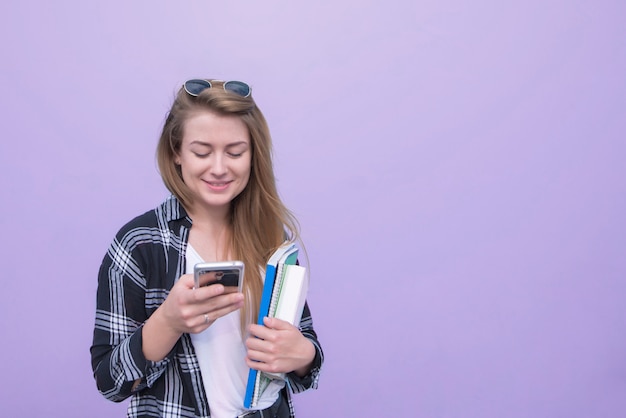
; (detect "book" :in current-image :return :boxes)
[252,263,309,398]
[243,241,301,408]
[274,264,308,325]
[268,251,300,319]
[256,243,298,329]
[258,263,309,384]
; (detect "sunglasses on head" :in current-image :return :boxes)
[183,79,252,98]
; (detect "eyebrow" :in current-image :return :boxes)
[189,140,249,147]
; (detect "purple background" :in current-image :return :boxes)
[1,1,625,417]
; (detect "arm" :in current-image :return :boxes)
[286,301,323,392]
[90,239,172,402]
[91,238,245,401]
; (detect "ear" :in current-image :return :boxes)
[174,153,181,165]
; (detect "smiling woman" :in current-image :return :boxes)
[90,79,323,418]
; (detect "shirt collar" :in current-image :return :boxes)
[161,195,192,227]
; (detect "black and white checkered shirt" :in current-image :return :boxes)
[91,196,323,417]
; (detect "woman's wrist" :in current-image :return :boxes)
[293,338,316,377]
[142,307,183,362]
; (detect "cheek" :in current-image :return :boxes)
[180,154,202,171]
[244,170,251,187]
[178,159,198,183]
[238,155,252,174]
[239,161,252,187]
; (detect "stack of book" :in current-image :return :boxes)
[243,241,309,408]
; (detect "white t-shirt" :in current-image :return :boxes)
[186,244,283,418]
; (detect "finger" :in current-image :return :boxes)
[245,332,271,352]
[245,351,269,367]
[245,353,284,375]
[245,340,276,363]
[187,291,243,325]
[190,297,241,333]
[245,355,266,371]
[262,316,293,330]
[209,292,244,310]
[191,283,226,302]
[248,323,275,341]
[206,297,244,321]
[177,274,196,289]
[188,312,215,334]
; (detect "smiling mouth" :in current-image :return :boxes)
[204,180,231,190]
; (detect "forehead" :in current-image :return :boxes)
[182,110,250,145]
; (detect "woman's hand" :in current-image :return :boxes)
[142,273,244,362]
[161,273,244,334]
[245,317,316,377]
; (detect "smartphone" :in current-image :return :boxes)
[194,261,245,292]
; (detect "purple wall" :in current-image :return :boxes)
[1,1,625,417]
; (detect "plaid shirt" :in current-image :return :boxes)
[91,196,323,417]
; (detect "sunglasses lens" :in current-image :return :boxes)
[224,80,251,97]
[184,79,212,96]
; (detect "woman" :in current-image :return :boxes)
[91,79,323,418]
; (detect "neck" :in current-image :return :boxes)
[187,201,230,228]
[187,204,232,262]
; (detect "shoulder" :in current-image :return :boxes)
[112,196,189,243]
[114,208,159,240]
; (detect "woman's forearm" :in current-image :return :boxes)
[142,307,183,362]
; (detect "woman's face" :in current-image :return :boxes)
[176,110,252,215]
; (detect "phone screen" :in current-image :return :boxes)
[194,261,244,291]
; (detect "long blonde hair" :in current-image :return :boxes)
[156,79,300,333]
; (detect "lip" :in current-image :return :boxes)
[204,180,232,192]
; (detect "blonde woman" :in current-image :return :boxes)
[91,79,323,418]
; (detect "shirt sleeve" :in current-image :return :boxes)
[90,228,173,402]
[285,301,323,393]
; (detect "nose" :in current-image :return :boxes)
[209,153,227,177]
